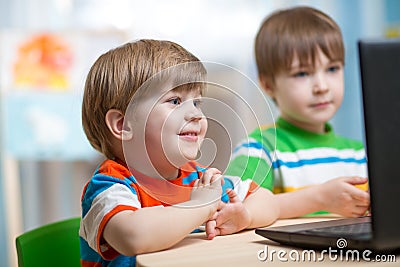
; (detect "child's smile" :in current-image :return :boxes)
[178,128,200,142]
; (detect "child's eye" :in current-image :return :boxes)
[167,97,181,105]
[293,71,309,78]
[193,99,202,108]
[327,65,341,73]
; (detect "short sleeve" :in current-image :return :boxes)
[79,174,140,260]
[225,137,274,191]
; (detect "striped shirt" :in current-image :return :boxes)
[226,117,367,213]
[80,159,255,267]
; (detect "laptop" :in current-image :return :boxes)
[255,38,400,252]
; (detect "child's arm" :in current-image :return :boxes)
[243,187,280,228]
[103,168,223,256]
[206,187,279,239]
[276,176,370,218]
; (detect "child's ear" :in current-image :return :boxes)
[259,76,275,99]
[105,109,133,141]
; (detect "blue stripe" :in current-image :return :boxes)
[181,165,207,185]
[195,165,208,173]
[79,237,106,263]
[233,141,263,153]
[221,178,234,203]
[182,172,200,185]
[127,175,138,184]
[275,157,367,168]
[81,174,138,217]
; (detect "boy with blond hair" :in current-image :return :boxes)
[80,39,278,266]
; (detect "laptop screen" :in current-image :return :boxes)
[358,38,400,247]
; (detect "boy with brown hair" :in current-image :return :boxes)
[226,6,370,218]
[80,39,279,266]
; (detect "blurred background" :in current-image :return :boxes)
[0,0,399,266]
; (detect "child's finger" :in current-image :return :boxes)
[220,175,225,186]
[351,205,369,217]
[349,186,370,203]
[202,168,221,186]
[345,176,368,185]
[226,188,240,203]
[210,174,223,185]
[217,201,226,212]
[207,168,222,175]
[205,220,217,240]
[201,172,213,186]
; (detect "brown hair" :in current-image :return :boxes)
[255,6,344,84]
[82,39,206,159]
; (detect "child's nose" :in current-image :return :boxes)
[183,101,203,121]
[312,73,329,93]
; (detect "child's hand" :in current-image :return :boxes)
[318,176,370,217]
[205,189,251,240]
[191,168,223,208]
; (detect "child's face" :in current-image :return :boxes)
[271,48,344,133]
[130,87,207,178]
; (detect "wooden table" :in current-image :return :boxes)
[136,217,399,266]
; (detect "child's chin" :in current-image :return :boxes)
[166,154,197,168]
[183,153,198,162]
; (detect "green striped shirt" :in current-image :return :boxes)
[226,117,367,214]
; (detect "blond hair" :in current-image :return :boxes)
[82,39,205,159]
[255,6,344,84]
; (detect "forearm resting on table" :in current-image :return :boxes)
[275,177,370,218]
[103,201,214,256]
[244,188,279,229]
[275,185,327,218]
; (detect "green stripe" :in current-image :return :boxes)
[250,118,363,152]
[225,155,274,191]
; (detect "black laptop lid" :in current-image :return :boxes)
[358,38,400,248]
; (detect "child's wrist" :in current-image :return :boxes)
[243,206,253,229]
[314,184,327,210]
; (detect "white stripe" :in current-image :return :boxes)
[232,146,269,161]
[276,148,365,162]
[224,175,252,201]
[278,162,368,188]
[79,184,141,252]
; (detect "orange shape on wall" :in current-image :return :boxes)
[13,33,73,90]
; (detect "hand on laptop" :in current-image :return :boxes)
[317,176,370,217]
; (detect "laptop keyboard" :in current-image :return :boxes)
[302,222,372,238]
